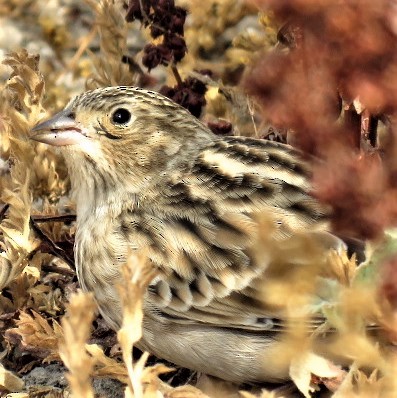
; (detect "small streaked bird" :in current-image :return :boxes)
[31,86,348,383]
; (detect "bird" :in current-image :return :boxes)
[30,86,352,384]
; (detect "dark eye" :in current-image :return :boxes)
[111,108,131,125]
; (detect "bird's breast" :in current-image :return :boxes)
[74,215,128,329]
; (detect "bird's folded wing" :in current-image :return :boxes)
[131,137,339,334]
[146,282,327,333]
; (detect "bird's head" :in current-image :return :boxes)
[31,86,213,197]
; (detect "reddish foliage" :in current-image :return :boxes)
[125,0,187,69]
[124,1,210,117]
[244,0,397,240]
[207,120,233,135]
[379,255,397,314]
[160,76,208,118]
[312,150,397,239]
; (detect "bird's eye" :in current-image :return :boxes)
[111,108,131,125]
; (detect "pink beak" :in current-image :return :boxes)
[30,111,86,146]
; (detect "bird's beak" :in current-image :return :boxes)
[30,111,86,146]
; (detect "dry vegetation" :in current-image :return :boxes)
[1,0,397,397]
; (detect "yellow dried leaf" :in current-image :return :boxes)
[4,272,34,310]
[0,50,47,290]
[0,363,24,392]
[116,250,157,397]
[1,226,33,252]
[0,255,19,294]
[23,265,41,279]
[59,291,96,398]
[289,352,344,398]
[240,390,278,398]
[167,385,211,398]
[333,367,384,398]
[85,344,128,383]
[85,0,136,88]
[7,310,63,363]
[326,250,358,287]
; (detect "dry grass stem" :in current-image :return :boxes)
[59,291,96,398]
[116,250,157,398]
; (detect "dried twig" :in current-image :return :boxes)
[171,63,183,86]
[31,214,76,223]
[29,217,75,269]
[42,263,75,277]
[0,204,9,223]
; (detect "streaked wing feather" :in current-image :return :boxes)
[122,137,331,333]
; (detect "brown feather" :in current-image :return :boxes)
[31,86,349,383]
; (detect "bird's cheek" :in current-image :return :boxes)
[68,135,105,159]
